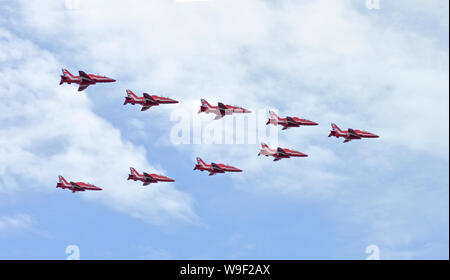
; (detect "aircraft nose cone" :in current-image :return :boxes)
[295,151,308,157]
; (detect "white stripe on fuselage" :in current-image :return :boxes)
[262,146,276,153]
[132,170,145,179]
[129,94,143,102]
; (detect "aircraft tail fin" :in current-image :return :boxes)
[267,110,280,125]
[61,68,75,78]
[200,99,213,108]
[129,167,140,176]
[269,110,279,120]
[261,142,270,149]
[60,68,74,85]
[196,157,208,167]
[124,89,138,105]
[331,123,343,133]
[126,89,138,99]
[58,175,69,186]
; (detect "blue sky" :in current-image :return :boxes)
[0,0,448,259]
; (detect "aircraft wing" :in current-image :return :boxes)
[217,102,227,117]
[211,163,225,173]
[70,182,84,191]
[78,84,90,92]
[286,116,298,126]
[208,171,217,176]
[79,71,94,82]
[273,157,282,162]
[348,128,361,139]
[143,173,158,184]
[143,93,159,105]
[141,106,151,111]
[276,147,289,157]
[213,114,225,120]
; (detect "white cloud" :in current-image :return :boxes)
[2,0,448,258]
[14,0,444,192]
[23,0,445,157]
[0,28,197,226]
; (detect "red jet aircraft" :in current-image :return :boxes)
[124,90,179,111]
[266,110,318,130]
[258,143,308,161]
[59,69,116,92]
[328,123,379,143]
[193,157,242,176]
[127,167,175,186]
[198,99,251,120]
[56,176,102,193]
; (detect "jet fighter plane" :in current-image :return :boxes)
[56,176,102,193]
[124,89,179,111]
[258,143,308,161]
[59,68,116,92]
[328,123,379,143]
[266,110,318,130]
[193,157,242,176]
[127,167,175,186]
[198,99,251,120]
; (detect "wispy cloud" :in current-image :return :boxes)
[0,214,37,236]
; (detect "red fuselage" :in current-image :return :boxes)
[60,74,116,85]
[124,90,178,111]
[56,176,102,193]
[194,158,242,176]
[128,168,175,185]
[267,111,318,130]
[328,123,379,143]
[59,69,116,91]
[199,99,251,120]
[258,143,308,161]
